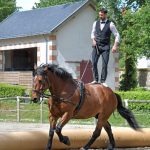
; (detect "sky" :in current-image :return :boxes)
[16,0,40,10]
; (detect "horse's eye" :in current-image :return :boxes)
[39,79,45,84]
[39,80,42,84]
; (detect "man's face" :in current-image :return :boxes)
[99,11,107,20]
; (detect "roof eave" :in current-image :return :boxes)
[51,0,96,33]
[0,31,52,40]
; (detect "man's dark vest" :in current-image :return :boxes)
[95,20,111,46]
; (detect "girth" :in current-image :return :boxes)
[75,81,85,113]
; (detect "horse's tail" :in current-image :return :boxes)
[115,93,140,130]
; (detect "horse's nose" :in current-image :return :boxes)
[31,93,38,102]
[33,98,38,103]
[31,97,39,103]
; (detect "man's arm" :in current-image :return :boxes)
[91,21,97,47]
[110,22,120,53]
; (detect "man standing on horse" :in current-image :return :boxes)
[91,8,120,87]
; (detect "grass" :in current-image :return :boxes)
[0,99,150,127]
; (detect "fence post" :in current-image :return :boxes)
[124,99,129,109]
[124,99,129,125]
[16,96,20,122]
[40,98,43,123]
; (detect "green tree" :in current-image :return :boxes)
[0,0,17,22]
[34,0,81,8]
[96,0,149,90]
[119,3,150,90]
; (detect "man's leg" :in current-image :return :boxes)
[100,50,110,83]
[92,46,100,82]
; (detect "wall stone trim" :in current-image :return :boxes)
[114,52,119,90]
[37,47,41,66]
[48,34,57,64]
[49,45,56,51]
[49,55,57,61]
[49,35,56,41]
[75,64,80,79]
[0,51,3,70]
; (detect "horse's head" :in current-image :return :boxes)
[32,65,49,103]
[32,63,74,103]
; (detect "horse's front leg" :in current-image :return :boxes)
[45,113,58,150]
[55,112,73,146]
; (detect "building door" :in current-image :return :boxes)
[80,60,93,84]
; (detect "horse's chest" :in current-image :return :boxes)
[49,102,66,117]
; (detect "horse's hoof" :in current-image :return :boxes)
[80,147,87,150]
[107,145,114,150]
[45,147,51,150]
[62,136,70,146]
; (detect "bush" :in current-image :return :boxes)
[116,90,150,100]
[116,89,150,111]
[0,83,26,97]
[119,54,138,91]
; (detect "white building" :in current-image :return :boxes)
[137,57,150,68]
[0,0,119,90]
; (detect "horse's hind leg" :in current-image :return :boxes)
[103,121,115,150]
[80,117,103,150]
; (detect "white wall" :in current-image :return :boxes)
[137,57,150,68]
[0,35,44,49]
[56,5,95,62]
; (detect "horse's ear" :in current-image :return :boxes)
[44,66,48,72]
[34,64,37,70]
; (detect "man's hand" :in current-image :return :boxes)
[112,43,119,53]
[92,39,96,47]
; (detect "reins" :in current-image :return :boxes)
[80,52,92,81]
[80,60,90,81]
[51,94,77,106]
[80,45,107,82]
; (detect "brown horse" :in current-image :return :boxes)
[32,64,140,150]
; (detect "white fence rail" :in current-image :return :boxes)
[124,99,150,108]
[0,96,47,123]
[0,97,150,126]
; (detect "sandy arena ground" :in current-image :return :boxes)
[0,122,150,150]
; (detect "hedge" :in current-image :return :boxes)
[116,91,150,100]
[116,89,150,111]
[0,83,26,97]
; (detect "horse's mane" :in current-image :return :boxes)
[35,64,73,80]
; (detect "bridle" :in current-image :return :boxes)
[32,74,52,99]
[33,73,79,106]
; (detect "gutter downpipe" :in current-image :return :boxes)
[43,34,48,64]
